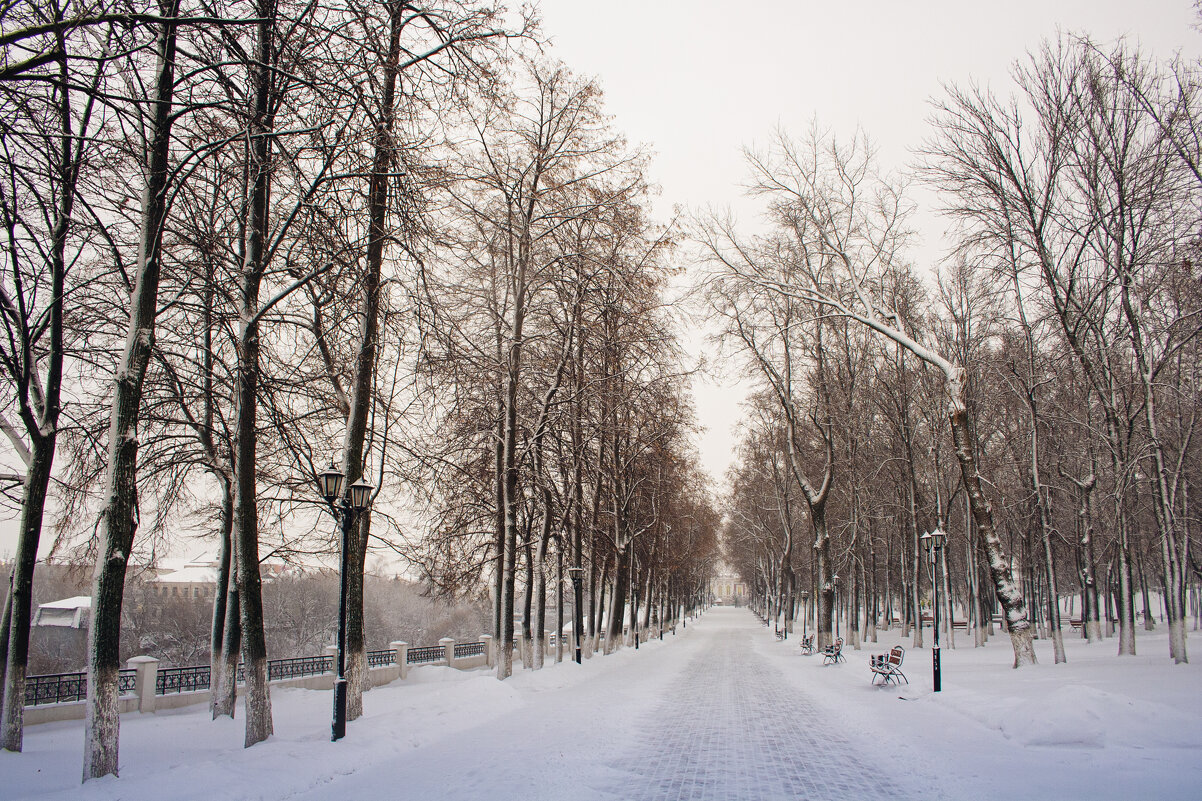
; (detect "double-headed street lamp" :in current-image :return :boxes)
[566,565,583,664]
[319,461,373,741]
[920,528,947,692]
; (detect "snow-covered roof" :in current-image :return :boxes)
[39,596,91,610]
[34,596,91,628]
[150,565,217,584]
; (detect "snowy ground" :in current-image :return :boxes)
[2,608,1199,800]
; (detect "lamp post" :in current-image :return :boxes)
[319,461,373,741]
[832,574,840,640]
[567,565,583,664]
[921,528,946,692]
[800,590,809,640]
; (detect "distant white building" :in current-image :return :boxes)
[710,573,747,606]
[33,595,91,628]
[147,557,219,601]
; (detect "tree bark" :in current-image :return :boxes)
[83,4,180,777]
[232,3,277,748]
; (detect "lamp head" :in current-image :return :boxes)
[349,477,374,510]
[319,461,345,502]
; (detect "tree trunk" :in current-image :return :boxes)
[83,5,180,777]
[946,368,1036,666]
[210,477,235,718]
[813,503,833,649]
[342,2,401,713]
[1,437,55,751]
[232,5,277,748]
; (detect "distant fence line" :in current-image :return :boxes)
[21,628,628,722]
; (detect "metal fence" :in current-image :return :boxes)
[406,645,445,665]
[366,649,394,668]
[267,655,332,682]
[25,641,486,706]
[25,669,137,706]
[157,665,211,695]
[454,641,485,659]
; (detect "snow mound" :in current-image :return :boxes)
[946,683,1202,749]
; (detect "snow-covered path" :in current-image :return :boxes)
[594,618,897,800]
[5,606,1200,800]
[277,607,906,801]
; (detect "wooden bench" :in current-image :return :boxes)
[775,628,786,641]
[869,645,908,685]
[799,634,814,655]
[822,637,845,665]
[951,620,968,631]
[1069,618,1083,631]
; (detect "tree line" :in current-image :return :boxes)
[705,35,1202,672]
[0,0,717,781]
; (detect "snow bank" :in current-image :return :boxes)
[761,622,1202,800]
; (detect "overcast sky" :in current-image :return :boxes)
[5,3,1202,562]
[535,0,1202,486]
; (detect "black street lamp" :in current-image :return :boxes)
[800,590,809,640]
[921,528,947,692]
[832,574,840,640]
[567,565,584,664]
[320,461,373,741]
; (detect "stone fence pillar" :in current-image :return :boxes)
[127,655,159,713]
[391,641,409,679]
[440,637,455,667]
[481,635,494,668]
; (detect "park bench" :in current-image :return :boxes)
[775,628,786,641]
[869,645,908,685]
[951,619,968,631]
[1069,618,1083,631]
[822,637,845,665]
[799,634,814,655]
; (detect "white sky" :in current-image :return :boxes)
[535,0,1202,486]
[4,2,1201,560]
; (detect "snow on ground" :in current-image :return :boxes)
[1,608,1199,800]
[760,617,1202,800]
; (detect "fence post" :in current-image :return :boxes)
[323,644,337,675]
[481,635,494,668]
[127,655,159,713]
[440,637,455,668]
[392,641,409,680]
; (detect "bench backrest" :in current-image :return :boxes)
[888,645,904,666]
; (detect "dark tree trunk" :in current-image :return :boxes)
[232,3,278,748]
[210,477,235,718]
[83,4,180,777]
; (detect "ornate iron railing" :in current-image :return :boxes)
[26,642,456,707]
[406,645,444,665]
[454,641,485,659]
[366,649,394,667]
[267,655,333,681]
[157,665,211,695]
[25,669,136,706]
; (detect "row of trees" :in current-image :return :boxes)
[708,35,1201,671]
[0,0,717,782]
